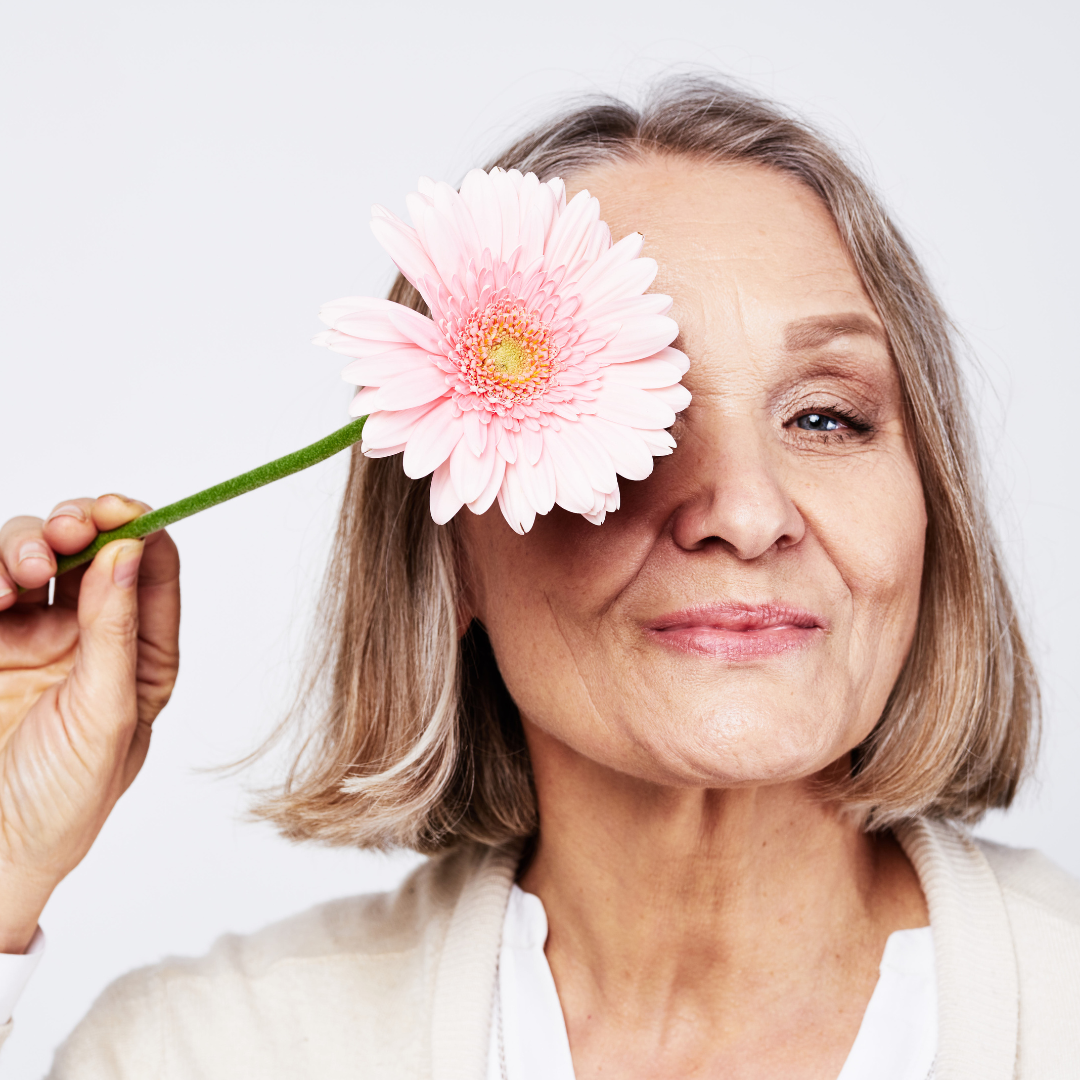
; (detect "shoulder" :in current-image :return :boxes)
[976,836,1080,930]
[975,836,1080,1072]
[48,844,495,1080]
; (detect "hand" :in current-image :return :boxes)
[0,496,180,953]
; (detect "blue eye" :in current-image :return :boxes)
[796,412,842,431]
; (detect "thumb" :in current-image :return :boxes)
[64,539,145,752]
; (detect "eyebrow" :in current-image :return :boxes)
[783,313,888,352]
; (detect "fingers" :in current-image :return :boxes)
[51,495,150,610]
[0,495,152,612]
[62,539,145,751]
[0,516,57,600]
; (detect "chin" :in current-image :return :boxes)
[622,701,862,789]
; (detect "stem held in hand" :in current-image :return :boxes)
[54,417,367,578]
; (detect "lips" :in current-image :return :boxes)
[646,602,826,659]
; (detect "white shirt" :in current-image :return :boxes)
[488,884,937,1080]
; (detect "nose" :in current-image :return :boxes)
[669,417,805,560]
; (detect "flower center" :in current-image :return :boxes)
[452,297,559,407]
[487,337,534,380]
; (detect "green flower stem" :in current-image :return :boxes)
[54,416,367,579]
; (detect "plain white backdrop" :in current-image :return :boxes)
[1,0,1077,1073]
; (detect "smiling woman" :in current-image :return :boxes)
[0,77,1076,1080]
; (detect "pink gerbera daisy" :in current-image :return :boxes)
[314,167,691,534]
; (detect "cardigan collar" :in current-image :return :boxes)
[432,820,1019,1080]
[896,818,1019,1080]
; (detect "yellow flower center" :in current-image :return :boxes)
[487,337,535,381]
[454,297,559,407]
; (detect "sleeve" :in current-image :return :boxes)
[0,926,45,1052]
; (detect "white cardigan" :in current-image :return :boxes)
[20,819,1080,1079]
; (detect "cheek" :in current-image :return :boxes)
[817,454,927,685]
[463,506,654,721]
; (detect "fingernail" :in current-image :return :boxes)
[0,581,13,600]
[112,542,143,588]
[47,503,87,523]
[17,541,53,568]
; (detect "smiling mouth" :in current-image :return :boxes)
[646,602,826,659]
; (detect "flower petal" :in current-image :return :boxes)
[349,386,382,416]
[594,379,677,430]
[590,315,679,366]
[581,416,656,481]
[602,355,687,389]
[429,459,465,525]
[362,400,442,453]
[340,346,439,383]
[467,453,506,516]
[543,430,599,514]
[514,450,556,516]
[497,463,536,535]
[544,190,601,273]
[450,428,497,504]
[375,365,450,411]
[459,168,504,261]
[370,207,438,301]
[578,256,659,313]
[402,398,462,479]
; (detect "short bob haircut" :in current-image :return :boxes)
[254,76,1038,853]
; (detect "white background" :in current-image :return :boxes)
[1,0,1077,1073]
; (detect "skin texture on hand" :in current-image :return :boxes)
[0,495,180,953]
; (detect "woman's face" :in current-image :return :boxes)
[459,157,926,788]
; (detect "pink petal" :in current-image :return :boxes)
[573,231,643,297]
[461,407,487,456]
[402,398,462,479]
[363,442,407,459]
[602,355,687,389]
[652,344,691,376]
[467,453,506,516]
[318,295,375,327]
[541,432,598,514]
[489,168,522,262]
[544,190,600,273]
[385,306,443,353]
[412,200,470,293]
[375,365,450,411]
[340,346,439,384]
[459,168,504,260]
[577,256,658,312]
[638,428,678,455]
[370,208,438,300]
[429,459,465,525]
[432,181,483,268]
[497,463,536,535]
[650,382,693,412]
[519,423,544,466]
[580,416,655,481]
[557,421,617,493]
[362,401,441,453]
[328,297,426,341]
[589,316,679,365]
[514,451,556,516]
[595,381,677,430]
[450,430,497,504]
[349,386,382,416]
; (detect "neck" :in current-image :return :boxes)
[518,723,927,1074]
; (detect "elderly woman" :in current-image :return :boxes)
[0,79,1076,1079]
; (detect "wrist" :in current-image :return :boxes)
[0,866,54,954]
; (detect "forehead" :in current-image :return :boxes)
[568,156,880,346]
